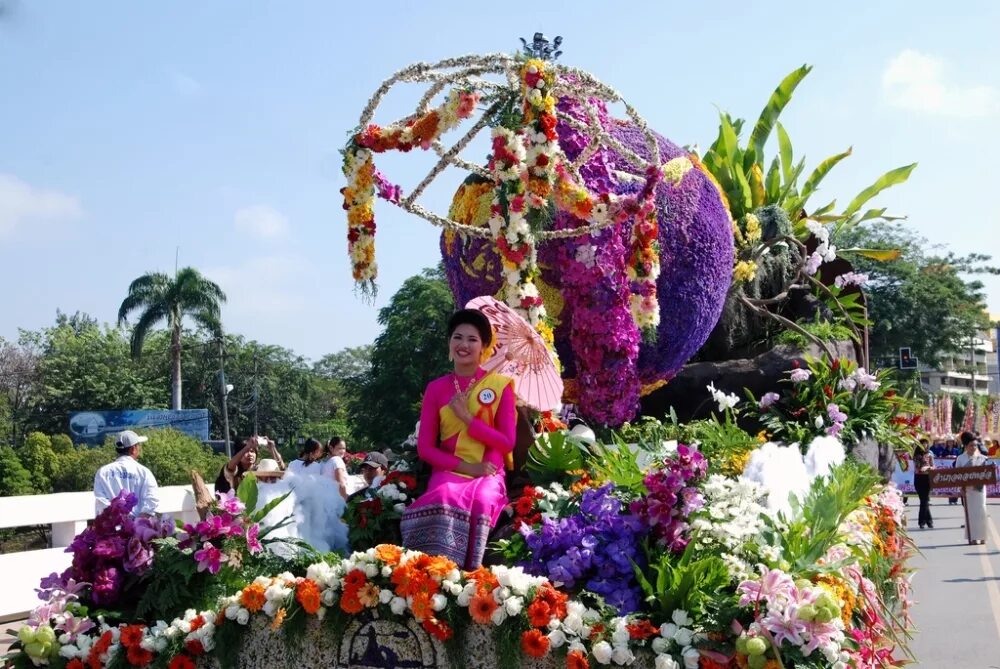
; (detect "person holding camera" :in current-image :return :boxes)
[215,436,285,494]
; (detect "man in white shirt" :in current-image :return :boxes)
[93,430,160,516]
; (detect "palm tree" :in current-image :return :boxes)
[117,267,227,410]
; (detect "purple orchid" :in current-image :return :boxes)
[216,490,246,515]
[759,392,780,410]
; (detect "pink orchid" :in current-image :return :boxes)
[246,523,263,555]
[216,490,246,515]
[193,542,227,574]
[761,604,807,647]
[737,568,797,608]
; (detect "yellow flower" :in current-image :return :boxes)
[745,214,762,244]
[734,260,758,283]
[270,607,286,631]
[661,156,693,185]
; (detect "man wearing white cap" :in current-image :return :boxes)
[93,430,160,516]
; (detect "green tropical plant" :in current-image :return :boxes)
[759,460,880,575]
[699,65,916,243]
[117,267,227,410]
[525,430,588,484]
[634,542,734,620]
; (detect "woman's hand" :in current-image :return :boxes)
[449,393,473,425]
[455,461,498,478]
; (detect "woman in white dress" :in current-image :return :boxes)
[955,431,988,545]
[286,438,325,476]
[322,436,349,498]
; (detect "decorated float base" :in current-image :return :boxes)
[220,615,655,669]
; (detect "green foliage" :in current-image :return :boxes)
[525,431,588,484]
[50,444,116,493]
[760,460,879,574]
[699,65,914,235]
[774,318,856,348]
[747,355,923,449]
[837,222,998,368]
[635,542,734,620]
[134,539,205,620]
[585,437,646,494]
[19,432,58,492]
[349,267,455,447]
[0,445,34,496]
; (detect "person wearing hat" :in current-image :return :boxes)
[346,451,389,504]
[93,430,160,516]
[253,458,285,484]
[215,436,285,494]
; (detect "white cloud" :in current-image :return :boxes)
[882,49,1000,119]
[0,173,83,238]
[167,68,202,96]
[203,254,309,321]
[234,205,289,240]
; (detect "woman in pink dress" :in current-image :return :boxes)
[400,309,516,569]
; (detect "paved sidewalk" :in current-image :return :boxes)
[906,497,1000,668]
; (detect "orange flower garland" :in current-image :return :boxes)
[520,628,551,658]
[240,582,266,612]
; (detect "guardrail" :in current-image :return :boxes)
[0,485,208,622]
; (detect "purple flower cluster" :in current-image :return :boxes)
[65,491,174,607]
[177,490,262,574]
[519,485,648,614]
[630,445,707,552]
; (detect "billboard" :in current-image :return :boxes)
[69,409,210,445]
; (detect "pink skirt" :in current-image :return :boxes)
[400,470,507,569]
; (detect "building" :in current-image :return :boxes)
[919,326,998,396]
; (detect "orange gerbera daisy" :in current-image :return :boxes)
[426,555,457,579]
[469,592,499,624]
[527,599,552,628]
[340,586,364,614]
[566,650,590,669]
[344,568,367,589]
[375,544,403,566]
[421,617,453,641]
[240,583,266,612]
[66,661,86,669]
[295,578,322,615]
[521,629,550,658]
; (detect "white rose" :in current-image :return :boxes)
[671,610,692,627]
[660,623,678,639]
[432,594,447,612]
[612,646,635,665]
[592,641,614,665]
[364,563,378,578]
[674,628,693,647]
[390,597,408,616]
[394,503,406,513]
[379,589,394,605]
[321,590,337,607]
[236,609,250,626]
[490,608,508,626]
[457,590,473,607]
[547,629,567,648]
[504,596,524,616]
[655,654,680,669]
[612,626,630,644]
[651,637,670,654]
[683,647,700,669]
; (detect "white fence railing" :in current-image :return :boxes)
[0,486,208,622]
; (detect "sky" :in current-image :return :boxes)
[1,0,999,362]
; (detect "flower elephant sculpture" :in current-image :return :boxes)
[441,99,735,426]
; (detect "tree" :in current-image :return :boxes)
[21,320,165,435]
[18,432,57,492]
[0,445,34,497]
[840,223,997,368]
[117,267,226,410]
[0,337,37,447]
[314,346,373,381]
[349,267,455,447]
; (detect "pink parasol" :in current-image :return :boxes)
[466,296,564,412]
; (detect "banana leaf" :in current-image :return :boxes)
[841,163,918,218]
[777,122,793,185]
[785,147,853,214]
[765,156,782,203]
[748,65,812,164]
[839,247,903,261]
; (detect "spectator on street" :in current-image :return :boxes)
[93,430,159,516]
[346,452,389,502]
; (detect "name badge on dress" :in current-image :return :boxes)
[478,388,497,405]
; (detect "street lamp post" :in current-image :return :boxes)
[218,339,233,458]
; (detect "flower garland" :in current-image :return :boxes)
[27,546,705,669]
[341,88,480,294]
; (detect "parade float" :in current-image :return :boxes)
[7,36,922,669]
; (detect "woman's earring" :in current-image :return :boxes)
[448,351,454,362]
